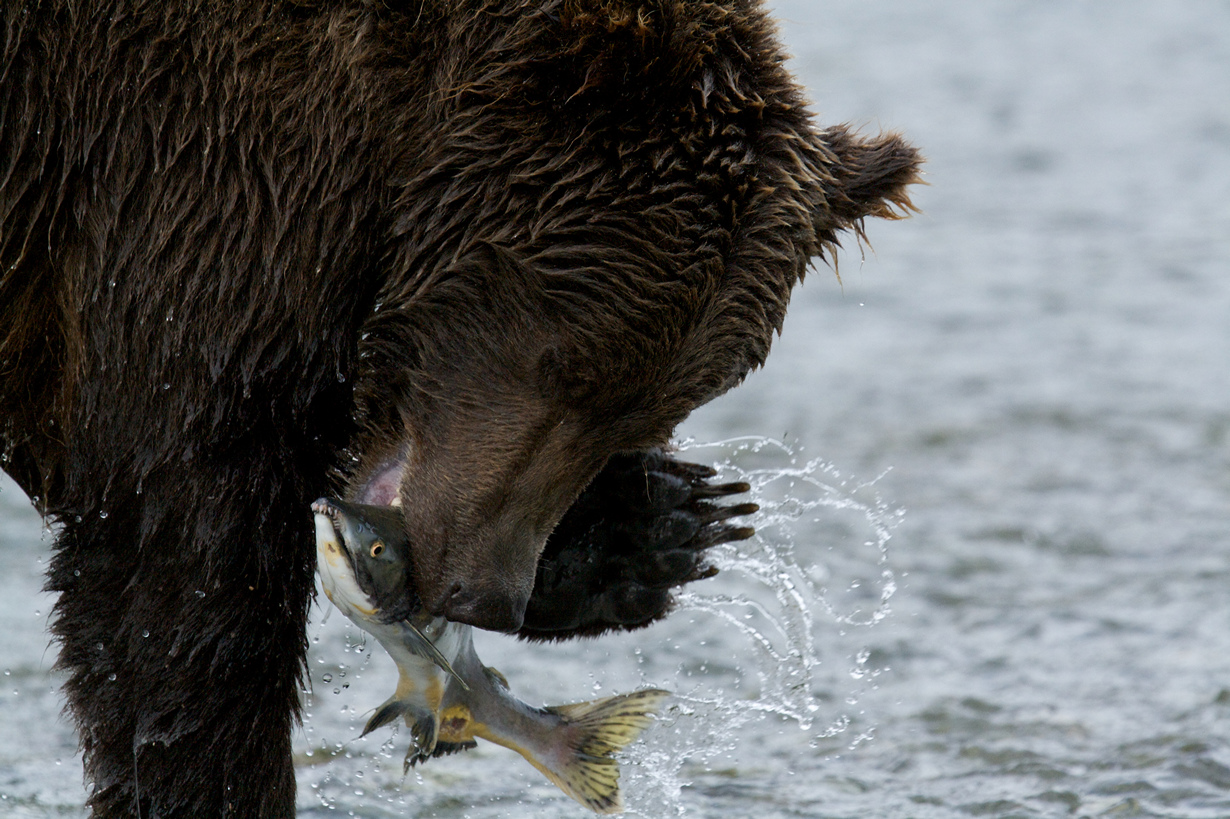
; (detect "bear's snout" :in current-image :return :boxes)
[433,580,529,633]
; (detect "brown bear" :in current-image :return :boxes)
[0,0,920,816]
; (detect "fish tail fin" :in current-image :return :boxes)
[537,688,670,814]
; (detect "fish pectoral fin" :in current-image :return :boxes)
[538,688,671,814]
[362,698,412,737]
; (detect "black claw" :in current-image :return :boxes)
[671,461,718,480]
[691,481,752,498]
[696,501,759,525]
[686,564,719,583]
[692,523,757,549]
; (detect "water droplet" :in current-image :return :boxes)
[195,590,205,598]
[108,673,117,682]
[336,371,346,383]
[99,510,108,519]
[322,673,333,683]
[142,630,150,638]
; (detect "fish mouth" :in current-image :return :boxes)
[311,497,343,529]
[312,497,378,617]
[311,497,469,690]
[312,498,352,561]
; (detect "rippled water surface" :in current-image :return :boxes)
[2,1,1229,817]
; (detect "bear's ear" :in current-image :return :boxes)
[688,121,921,399]
[814,124,923,241]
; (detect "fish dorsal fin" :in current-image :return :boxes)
[537,688,670,814]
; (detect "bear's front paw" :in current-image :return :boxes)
[517,448,756,641]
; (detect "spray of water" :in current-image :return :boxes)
[297,438,901,817]
[621,437,901,817]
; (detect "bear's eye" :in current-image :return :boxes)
[370,542,384,558]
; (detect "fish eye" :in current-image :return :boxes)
[370,541,385,558]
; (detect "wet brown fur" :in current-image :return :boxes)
[0,0,920,816]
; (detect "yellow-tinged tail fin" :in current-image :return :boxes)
[534,688,670,814]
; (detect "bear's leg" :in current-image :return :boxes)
[47,466,315,818]
[519,448,757,641]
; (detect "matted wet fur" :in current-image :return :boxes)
[0,0,920,815]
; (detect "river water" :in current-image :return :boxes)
[2,2,1228,817]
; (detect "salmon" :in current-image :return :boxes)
[312,497,668,814]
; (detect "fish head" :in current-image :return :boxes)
[312,497,420,622]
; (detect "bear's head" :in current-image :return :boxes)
[345,0,921,631]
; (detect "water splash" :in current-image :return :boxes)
[621,437,901,817]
